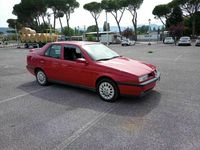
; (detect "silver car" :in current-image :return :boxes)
[121,39,136,46]
[178,36,191,46]
[195,36,200,46]
[164,37,175,44]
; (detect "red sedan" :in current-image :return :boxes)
[27,41,160,102]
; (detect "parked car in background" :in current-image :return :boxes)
[164,37,174,44]
[178,36,191,46]
[195,36,200,46]
[26,41,160,102]
[121,39,136,46]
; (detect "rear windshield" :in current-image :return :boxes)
[181,37,190,40]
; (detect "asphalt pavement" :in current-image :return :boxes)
[0,43,200,150]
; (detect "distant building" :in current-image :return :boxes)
[137,32,160,41]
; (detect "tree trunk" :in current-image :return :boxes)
[59,17,63,32]
[42,15,46,24]
[37,17,41,26]
[132,18,137,41]
[192,16,196,38]
[95,19,99,41]
[35,17,39,26]
[116,20,122,36]
[65,13,70,29]
[53,12,56,29]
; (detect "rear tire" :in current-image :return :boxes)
[36,70,48,86]
[97,79,119,102]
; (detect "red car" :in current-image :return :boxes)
[27,41,160,102]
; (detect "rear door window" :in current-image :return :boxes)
[44,44,62,59]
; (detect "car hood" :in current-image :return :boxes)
[97,57,155,76]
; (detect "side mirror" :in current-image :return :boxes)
[76,58,88,64]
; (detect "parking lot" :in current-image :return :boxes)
[0,43,200,150]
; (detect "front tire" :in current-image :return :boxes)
[36,70,48,86]
[97,79,119,102]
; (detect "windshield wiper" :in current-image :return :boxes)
[97,58,111,61]
[110,55,121,59]
[97,56,121,61]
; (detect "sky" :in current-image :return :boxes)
[0,0,172,29]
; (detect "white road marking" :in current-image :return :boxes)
[174,50,188,62]
[54,106,116,150]
[0,87,51,105]
[174,54,183,62]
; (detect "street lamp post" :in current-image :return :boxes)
[15,25,19,48]
[83,25,86,41]
[47,13,52,42]
[148,19,151,45]
[106,11,109,46]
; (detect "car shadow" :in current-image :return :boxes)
[17,81,161,118]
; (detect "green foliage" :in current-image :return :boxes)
[87,35,96,41]
[61,0,80,28]
[125,0,143,39]
[184,12,200,36]
[6,30,16,34]
[63,27,75,36]
[137,25,149,34]
[152,4,171,26]
[7,19,22,30]
[35,23,51,33]
[87,25,98,32]
[166,6,183,28]
[83,2,102,15]
[11,0,79,32]
[152,4,171,17]
[122,28,134,38]
[169,0,200,36]
[84,2,102,41]
[101,0,127,35]
[168,23,184,38]
[101,0,126,12]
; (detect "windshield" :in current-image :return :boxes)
[166,37,172,40]
[83,44,120,61]
[180,37,190,40]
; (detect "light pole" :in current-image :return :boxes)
[148,19,151,45]
[77,26,79,36]
[83,25,86,41]
[106,11,109,46]
[47,13,52,42]
[15,25,19,48]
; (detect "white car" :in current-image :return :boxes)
[164,37,174,44]
[178,36,191,46]
[195,36,200,46]
[121,39,136,46]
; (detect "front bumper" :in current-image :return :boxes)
[117,71,161,96]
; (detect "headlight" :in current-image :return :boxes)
[154,69,160,78]
[139,74,148,82]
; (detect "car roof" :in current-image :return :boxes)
[51,41,100,46]
[166,36,173,38]
[180,36,190,38]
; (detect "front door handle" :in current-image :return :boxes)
[40,60,44,64]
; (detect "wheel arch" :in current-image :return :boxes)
[95,76,119,91]
[34,67,45,75]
